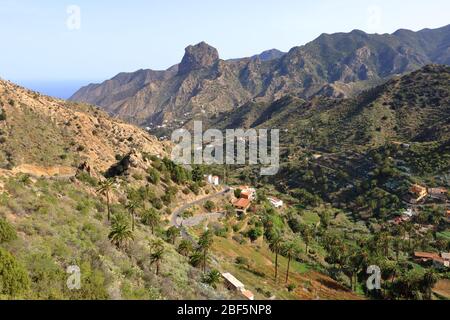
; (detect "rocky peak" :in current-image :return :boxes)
[178,42,219,75]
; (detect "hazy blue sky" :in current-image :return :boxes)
[0,0,449,97]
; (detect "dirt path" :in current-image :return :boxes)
[170,187,230,244]
[11,164,76,179]
[170,187,230,227]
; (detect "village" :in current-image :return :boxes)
[200,174,285,300]
[200,173,450,299]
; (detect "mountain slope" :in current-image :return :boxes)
[0,79,168,172]
[211,64,450,152]
[70,25,450,127]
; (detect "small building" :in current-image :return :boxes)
[222,273,245,291]
[409,184,428,203]
[403,208,415,218]
[222,273,254,301]
[233,198,251,215]
[268,197,284,208]
[238,186,256,200]
[433,258,449,269]
[240,289,255,301]
[441,252,450,261]
[414,251,440,264]
[428,187,447,200]
[207,175,220,186]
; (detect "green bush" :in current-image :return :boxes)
[204,200,215,212]
[0,248,30,297]
[0,217,17,243]
[147,168,160,184]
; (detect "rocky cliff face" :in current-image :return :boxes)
[178,42,220,75]
[70,25,450,127]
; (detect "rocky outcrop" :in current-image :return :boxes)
[178,42,220,75]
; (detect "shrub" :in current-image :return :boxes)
[246,227,263,242]
[235,256,249,267]
[204,200,215,212]
[0,248,30,296]
[287,284,296,292]
[0,217,17,243]
[147,168,160,184]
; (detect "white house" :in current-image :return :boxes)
[403,208,415,218]
[268,197,283,208]
[207,175,220,186]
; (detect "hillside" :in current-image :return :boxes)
[211,65,450,151]
[70,25,450,128]
[0,79,169,173]
[0,80,362,300]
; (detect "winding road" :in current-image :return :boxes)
[170,187,231,243]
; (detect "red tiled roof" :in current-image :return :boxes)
[241,289,254,300]
[234,198,251,208]
[414,252,440,260]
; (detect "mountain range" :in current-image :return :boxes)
[70,25,450,127]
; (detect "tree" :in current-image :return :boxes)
[202,269,221,288]
[192,166,204,182]
[178,240,193,257]
[125,200,139,231]
[108,221,134,249]
[392,237,403,262]
[150,239,165,276]
[268,233,282,282]
[283,241,299,283]
[198,230,214,272]
[319,210,332,230]
[97,179,115,221]
[0,217,17,243]
[301,225,314,254]
[421,271,438,300]
[0,248,30,297]
[204,200,215,213]
[247,227,263,242]
[166,226,180,244]
[234,189,242,198]
[141,208,161,234]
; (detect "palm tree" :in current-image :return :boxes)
[392,238,402,262]
[198,230,214,273]
[202,269,221,289]
[141,208,161,234]
[108,222,134,249]
[178,239,193,257]
[421,270,438,300]
[301,226,314,255]
[150,239,165,275]
[125,200,139,231]
[283,241,298,284]
[97,179,115,221]
[268,233,282,282]
[379,231,390,257]
[166,226,180,244]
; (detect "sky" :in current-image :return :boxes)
[0,0,449,98]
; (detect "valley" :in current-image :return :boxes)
[0,22,449,301]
